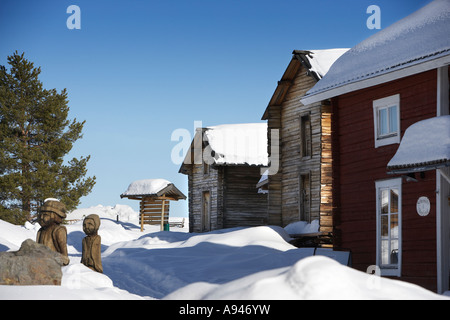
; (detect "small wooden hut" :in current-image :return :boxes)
[120,179,186,232]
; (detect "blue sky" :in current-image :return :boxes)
[0,0,433,216]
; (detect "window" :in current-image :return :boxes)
[376,178,402,276]
[203,162,209,175]
[202,191,211,232]
[300,113,312,158]
[299,173,311,222]
[373,94,400,148]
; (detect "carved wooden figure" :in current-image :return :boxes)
[81,214,103,273]
[36,200,70,266]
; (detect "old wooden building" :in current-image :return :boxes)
[179,123,268,233]
[260,49,348,231]
[301,0,450,292]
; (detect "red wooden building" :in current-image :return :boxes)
[302,0,450,293]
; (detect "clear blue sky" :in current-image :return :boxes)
[0,0,433,216]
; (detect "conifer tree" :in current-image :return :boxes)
[0,51,96,224]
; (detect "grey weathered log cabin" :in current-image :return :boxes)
[179,123,268,233]
[260,49,347,233]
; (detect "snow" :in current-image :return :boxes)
[304,0,450,102]
[284,220,320,235]
[0,205,447,300]
[204,123,268,166]
[388,115,450,170]
[305,49,350,79]
[120,179,172,197]
[165,256,441,300]
[67,204,139,222]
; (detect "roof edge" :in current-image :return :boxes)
[301,52,450,105]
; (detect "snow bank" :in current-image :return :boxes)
[1,263,145,300]
[0,208,447,300]
[67,204,139,222]
[165,256,446,300]
[0,219,38,252]
[101,226,311,298]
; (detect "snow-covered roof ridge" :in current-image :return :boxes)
[294,49,349,80]
[204,123,268,166]
[261,48,348,120]
[120,178,186,199]
[303,0,450,103]
[387,115,450,173]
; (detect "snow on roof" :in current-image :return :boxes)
[121,179,172,197]
[303,0,450,104]
[204,123,268,166]
[300,49,350,79]
[387,116,450,173]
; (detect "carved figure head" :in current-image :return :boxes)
[38,200,67,227]
[83,214,101,236]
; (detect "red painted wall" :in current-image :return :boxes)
[332,70,438,291]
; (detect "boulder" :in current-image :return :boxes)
[0,239,65,285]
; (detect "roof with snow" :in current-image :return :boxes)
[120,179,186,200]
[262,49,348,120]
[387,116,450,173]
[294,49,350,81]
[204,123,268,166]
[179,123,268,174]
[302,0,450,105]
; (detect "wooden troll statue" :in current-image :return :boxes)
[36,199,70,266]
[81,214,103,273]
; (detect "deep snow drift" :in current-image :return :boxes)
[0,205,447,300]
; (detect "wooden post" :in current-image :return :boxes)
[140,199,144,232]
[161,199,166,231]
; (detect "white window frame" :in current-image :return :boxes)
[373,94,401,148]
[375,178,402,277]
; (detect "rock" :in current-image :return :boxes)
[0,239,65,285]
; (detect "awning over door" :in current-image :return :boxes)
[387,116,450,177]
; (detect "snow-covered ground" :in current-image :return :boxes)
[0,205,447,300]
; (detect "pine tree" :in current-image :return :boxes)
[0,51,96,224]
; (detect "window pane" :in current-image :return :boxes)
[379,108,388,136]
[390,240,399,265]
[390,189,398,213]
[391,214,398,239]
[381,190,389,214]
[301,115,312,157]
[381,215,389,237]
[389,106,398,133]
[381,240,389,265]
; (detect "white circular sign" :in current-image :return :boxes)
[416,197,431,217]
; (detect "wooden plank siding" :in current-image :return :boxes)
[267,106,283,226]
[331,69,439,291]
[222,166,268,228]
[186,163,267,233]
[267,63,333,229]
[320,104,333,233]
[188,164,223,233]
[280,69,321,226]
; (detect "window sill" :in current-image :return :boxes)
[380,267,401,277]
[375,134,400,148]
